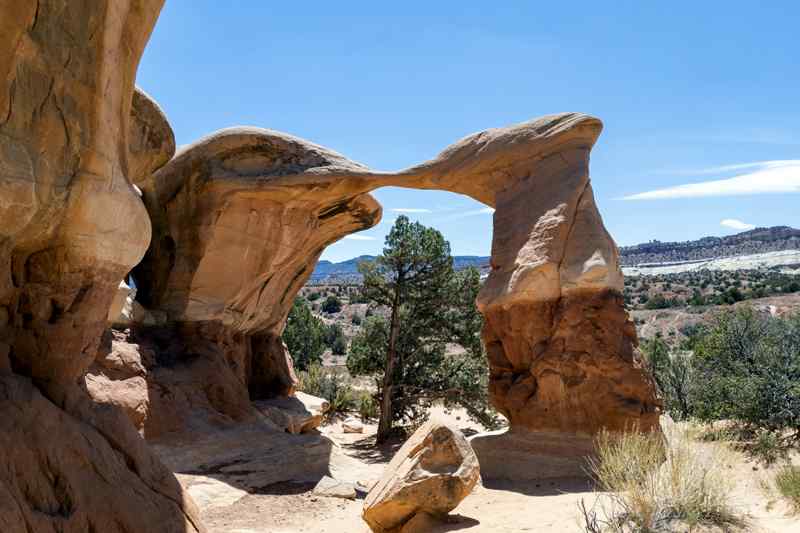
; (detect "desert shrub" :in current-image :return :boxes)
[297,364,356,416]
[331,335,347,356]
[775,465,800,512]
[321,295,342,314]
[750,431,787,466]
[356,390,378,421]
[324,323,347,355]
[308,291,321,301]
[691,308,800,438]
[645,294,674,310]
[351,313,362,326]
[583,424,742,532]
[283,298,325,370]
[641,338,694,420]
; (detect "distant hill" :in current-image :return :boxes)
[312,226,800,283]
[310,255,490,283]
[619,226,800,266]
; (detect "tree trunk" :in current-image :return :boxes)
[377,282,403,443]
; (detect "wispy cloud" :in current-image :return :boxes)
[622,160,800,200]
[657,160,800,177]
[437,207,495,222]
[720,218,755,231]
[390,208,432,213]
[343,234,376,241]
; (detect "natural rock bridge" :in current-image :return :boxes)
[0,1,659,531]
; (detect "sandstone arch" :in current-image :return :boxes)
[129,93,661,476]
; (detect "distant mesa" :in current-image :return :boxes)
[310,255,491,283]
[619,226,800,267]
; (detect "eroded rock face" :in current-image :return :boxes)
[0,1,202,530]
[0,375,202,533]
[362,419,480,532]
[130,126,382,397]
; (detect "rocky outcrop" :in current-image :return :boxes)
[130,127,382,399]
[0,1,202,530]
[85,327,257,440]
[256,391,329,434]
[362,419,480,532]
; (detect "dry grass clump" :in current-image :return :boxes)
[775,464,800,513]
[580,422,744,532]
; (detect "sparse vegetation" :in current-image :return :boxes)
[692,308,800,439]
[297,364,356,417]
[775,464,800,513]
[321,295,343,313]
[624,268,800,311]
[582,423,743,532]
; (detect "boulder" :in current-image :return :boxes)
[343,416,365,433]
[255,391,329,434]
[362,419,480,532]
[313,475,357,500]
[398,512,445,533]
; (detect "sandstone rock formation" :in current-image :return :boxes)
[0,1,202,530]
[256,391,330,434]
[362,419,480,532]
[118,99,659,478]
[313,475,358,500]
[130,126,382,401]
[133,109,659,445]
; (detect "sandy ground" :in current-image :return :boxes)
[169,409,800,533]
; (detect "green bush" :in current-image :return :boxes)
[351,313,362,326]
[297,364,356,416]
[750,430,787,466]
[641,337,694,420]
[692,308,800,437]
[321,295,342,313]
[356,390,378,421]
[283,298,325,370]
[331,335,347,356]
[323,323,347,355]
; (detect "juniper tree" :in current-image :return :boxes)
[348,216,497,443]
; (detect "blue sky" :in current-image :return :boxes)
[137,1,800,262]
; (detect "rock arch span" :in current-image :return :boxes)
[129,90,661,459]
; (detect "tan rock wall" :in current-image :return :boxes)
[0,2,203,531]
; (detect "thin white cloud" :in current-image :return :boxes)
[622,160,800,200]
[390,208,432,213]
[343,234,376,241]
[437,206,495,222]
[720,219,755,231]
[659,160,800,177]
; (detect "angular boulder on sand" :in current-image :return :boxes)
[255,391,330,434]
[343,416,365,433]
[362,418,480,532]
